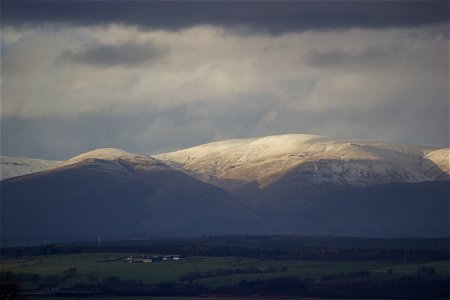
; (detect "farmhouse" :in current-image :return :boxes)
[123,254,182,263]
[124,255,153,263]
[142,257,153,263]
[163,255,181,261]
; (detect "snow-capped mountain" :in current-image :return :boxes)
[0,156,62,180]
[0,148,166,180]
[155,134,449,191]
[154,135,448,238]
[59,148,168,171]
[1,148,257,240]
[62,148,152,165]
[1,135,449,239]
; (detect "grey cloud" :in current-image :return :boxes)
[2,1,448,35]
[60,41,166,67]
[306,46,401,69]
[1,12,448,160]
[1,88,448,160]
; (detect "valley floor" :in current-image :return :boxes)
[1,236,449,298]
[2,253,449,299]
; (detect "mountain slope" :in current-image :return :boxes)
[0,156,62,180]
[1,148,258,241]
[155,134,449,191]
[254,178,449,237]
[156,134,449,237]
[1,135,449,240]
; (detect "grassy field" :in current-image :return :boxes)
[1,252,448,288]
[195,259,449,287]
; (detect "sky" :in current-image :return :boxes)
[1,1,449,160]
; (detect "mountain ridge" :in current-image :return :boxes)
[155,134,448,192]
[1,134,448,239]
[3,134,448,183]
[1,151,259,240]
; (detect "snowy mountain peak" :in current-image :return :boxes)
[155,134,449,189]
[158,134,330,161]
[61,148,165,171]
[66,148,137,162]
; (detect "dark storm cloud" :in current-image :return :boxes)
[2,1,448,34]
[60,41,166,67]
[305,46,401,69]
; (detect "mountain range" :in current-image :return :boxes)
[1,134,449,241]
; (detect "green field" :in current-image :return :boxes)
[1,252,448,288]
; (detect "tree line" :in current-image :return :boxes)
[179,266,288,282]
[2,236,449,262]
